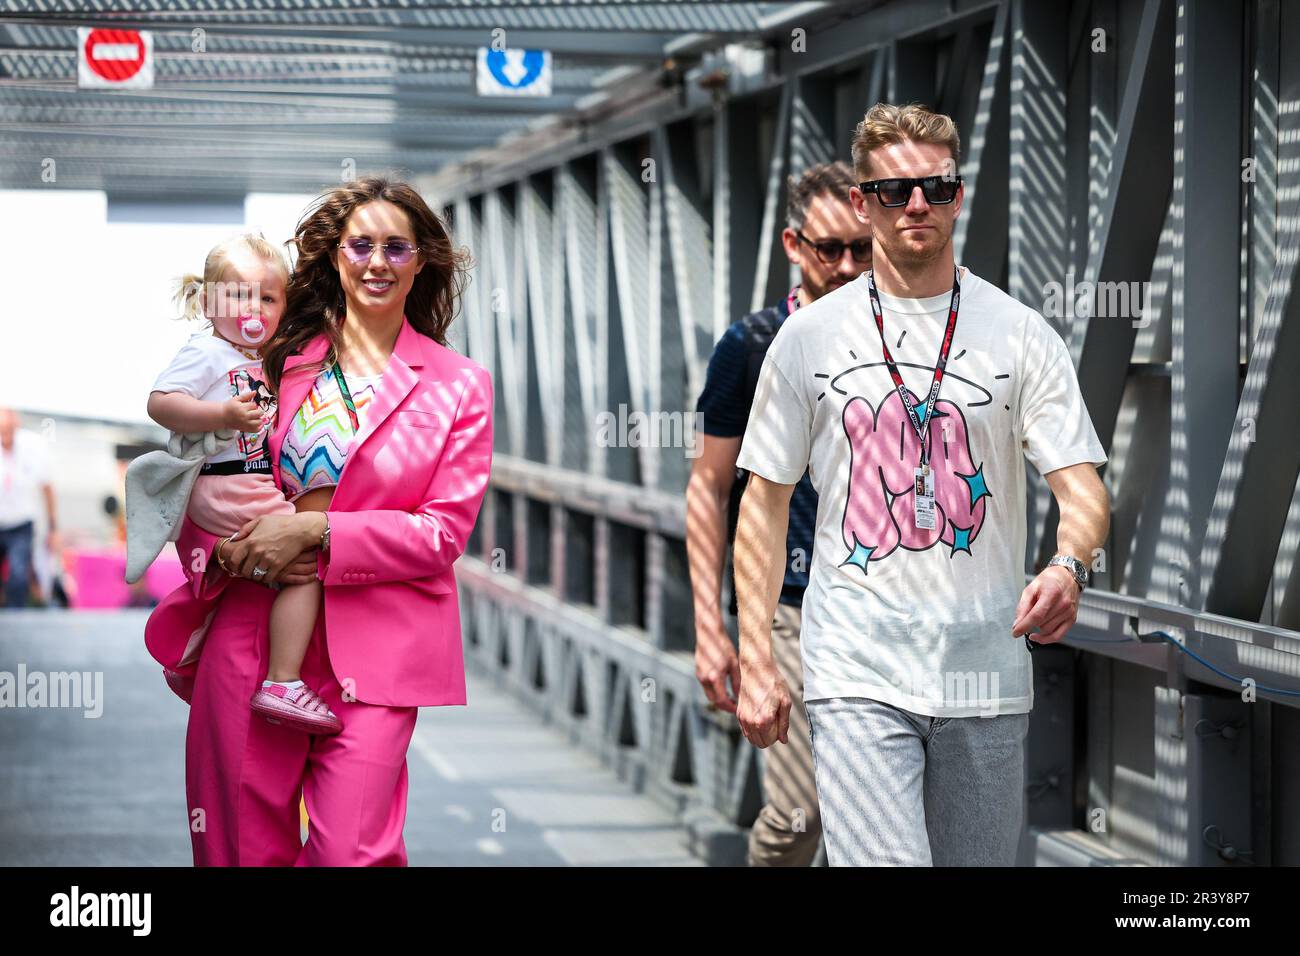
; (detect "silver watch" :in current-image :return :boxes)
[320,515,331,553]
[1048,554,1088,590]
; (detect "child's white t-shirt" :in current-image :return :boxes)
[735,267,1107,717]
[151,333,276,466]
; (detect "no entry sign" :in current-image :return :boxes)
[77,28,153,89]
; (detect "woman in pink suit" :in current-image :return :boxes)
[144,176,493,865]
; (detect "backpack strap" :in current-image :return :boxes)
[744,311,781,396]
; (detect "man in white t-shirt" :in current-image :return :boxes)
[0,407,58,608]
[733,103,1111,866]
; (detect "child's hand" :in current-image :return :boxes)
[222,390,263,433]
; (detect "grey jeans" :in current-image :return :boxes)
[806,696,1029,866]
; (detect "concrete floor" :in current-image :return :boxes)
[0,609,701,866]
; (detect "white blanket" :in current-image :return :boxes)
[124,430,238,583]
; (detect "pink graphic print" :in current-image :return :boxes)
[230,366,276,463]
[840,388,991,573]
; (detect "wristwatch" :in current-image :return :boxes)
[1048,554,1088,591]
[319,514,331,553]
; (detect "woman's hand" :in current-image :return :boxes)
[214,537,318,587]
[224,513,327,585]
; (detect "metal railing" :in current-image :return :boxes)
[431,0,1300,866]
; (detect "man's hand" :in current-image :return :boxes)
[694,618,741,713]
[685,432,744,712]
[1011,564,1080,645]
[1027,461,1109,646]
[737,655,792,748]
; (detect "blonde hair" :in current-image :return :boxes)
[850,102,961,180]
[173,232,291,324]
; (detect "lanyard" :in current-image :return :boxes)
[785,285,802,315]
[865,267,961,470]
[329,360,361,433]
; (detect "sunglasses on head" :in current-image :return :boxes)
[795,231,873,265]
[337,236,421,265]
[859,175,963,207]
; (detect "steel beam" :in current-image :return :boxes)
[1169,0,1246,609]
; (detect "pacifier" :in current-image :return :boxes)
[238,314,266,343]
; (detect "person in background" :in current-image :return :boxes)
[687,161,871,866]
[734,103,1110,866]
[0,407,58,609]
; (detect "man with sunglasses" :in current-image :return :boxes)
[734,104,1110,866]
[688,161,869,866]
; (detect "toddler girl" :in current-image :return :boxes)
[148,233,340,735]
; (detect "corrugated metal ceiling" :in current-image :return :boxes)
[0,0,826,195]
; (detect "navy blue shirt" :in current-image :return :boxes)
[695,290,818,612]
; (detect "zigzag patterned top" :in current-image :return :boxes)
[279,365,384,501]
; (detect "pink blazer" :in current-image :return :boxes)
[144,315,494,707]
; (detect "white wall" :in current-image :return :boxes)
[0,190,314,425]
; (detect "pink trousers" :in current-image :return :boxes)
[185,578,419,866]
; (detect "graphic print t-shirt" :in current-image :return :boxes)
[151,333,275,467]
[735,268,1107,717]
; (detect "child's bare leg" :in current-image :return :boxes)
[251,575,338,734]
[266,580,322,683]
[264,486,332,684]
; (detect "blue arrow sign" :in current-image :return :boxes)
[477,48,552,97]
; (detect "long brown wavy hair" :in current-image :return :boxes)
[261,176,469,395]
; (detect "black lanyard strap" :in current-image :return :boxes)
[866,267,961,469]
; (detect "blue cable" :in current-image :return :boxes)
[1075,626,1300,698]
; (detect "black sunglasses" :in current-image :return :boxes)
[859,175,963,208]
[795,230,873,265]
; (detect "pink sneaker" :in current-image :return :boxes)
[250,682,342,735]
